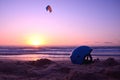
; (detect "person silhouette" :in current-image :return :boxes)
[84,53,93,64]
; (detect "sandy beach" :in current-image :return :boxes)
[0,58,119,80]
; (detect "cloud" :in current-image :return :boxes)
[94,41,113,44]
[104,42,113,44]
[95,42,101,43]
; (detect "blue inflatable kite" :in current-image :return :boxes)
[70,46,93,64]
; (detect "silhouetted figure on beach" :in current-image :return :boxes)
[84,53,93,64]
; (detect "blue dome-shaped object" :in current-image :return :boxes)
[70,46,93,64]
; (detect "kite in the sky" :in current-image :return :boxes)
[46,5,52,13]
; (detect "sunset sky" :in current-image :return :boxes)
[0,0,120,46]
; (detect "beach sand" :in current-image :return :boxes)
[0,58,119,80]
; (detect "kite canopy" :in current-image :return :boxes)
[46,5,52,13]
[70,46,93,64]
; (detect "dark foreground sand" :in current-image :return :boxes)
[0,58,120,80]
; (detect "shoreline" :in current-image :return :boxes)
[0,58,120,80]
[0,53,120,62]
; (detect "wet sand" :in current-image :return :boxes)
[0,58,120,80]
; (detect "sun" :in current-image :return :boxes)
[30,38,41,46]
[27,35,45,47]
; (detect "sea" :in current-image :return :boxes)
[0,46,120,61]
